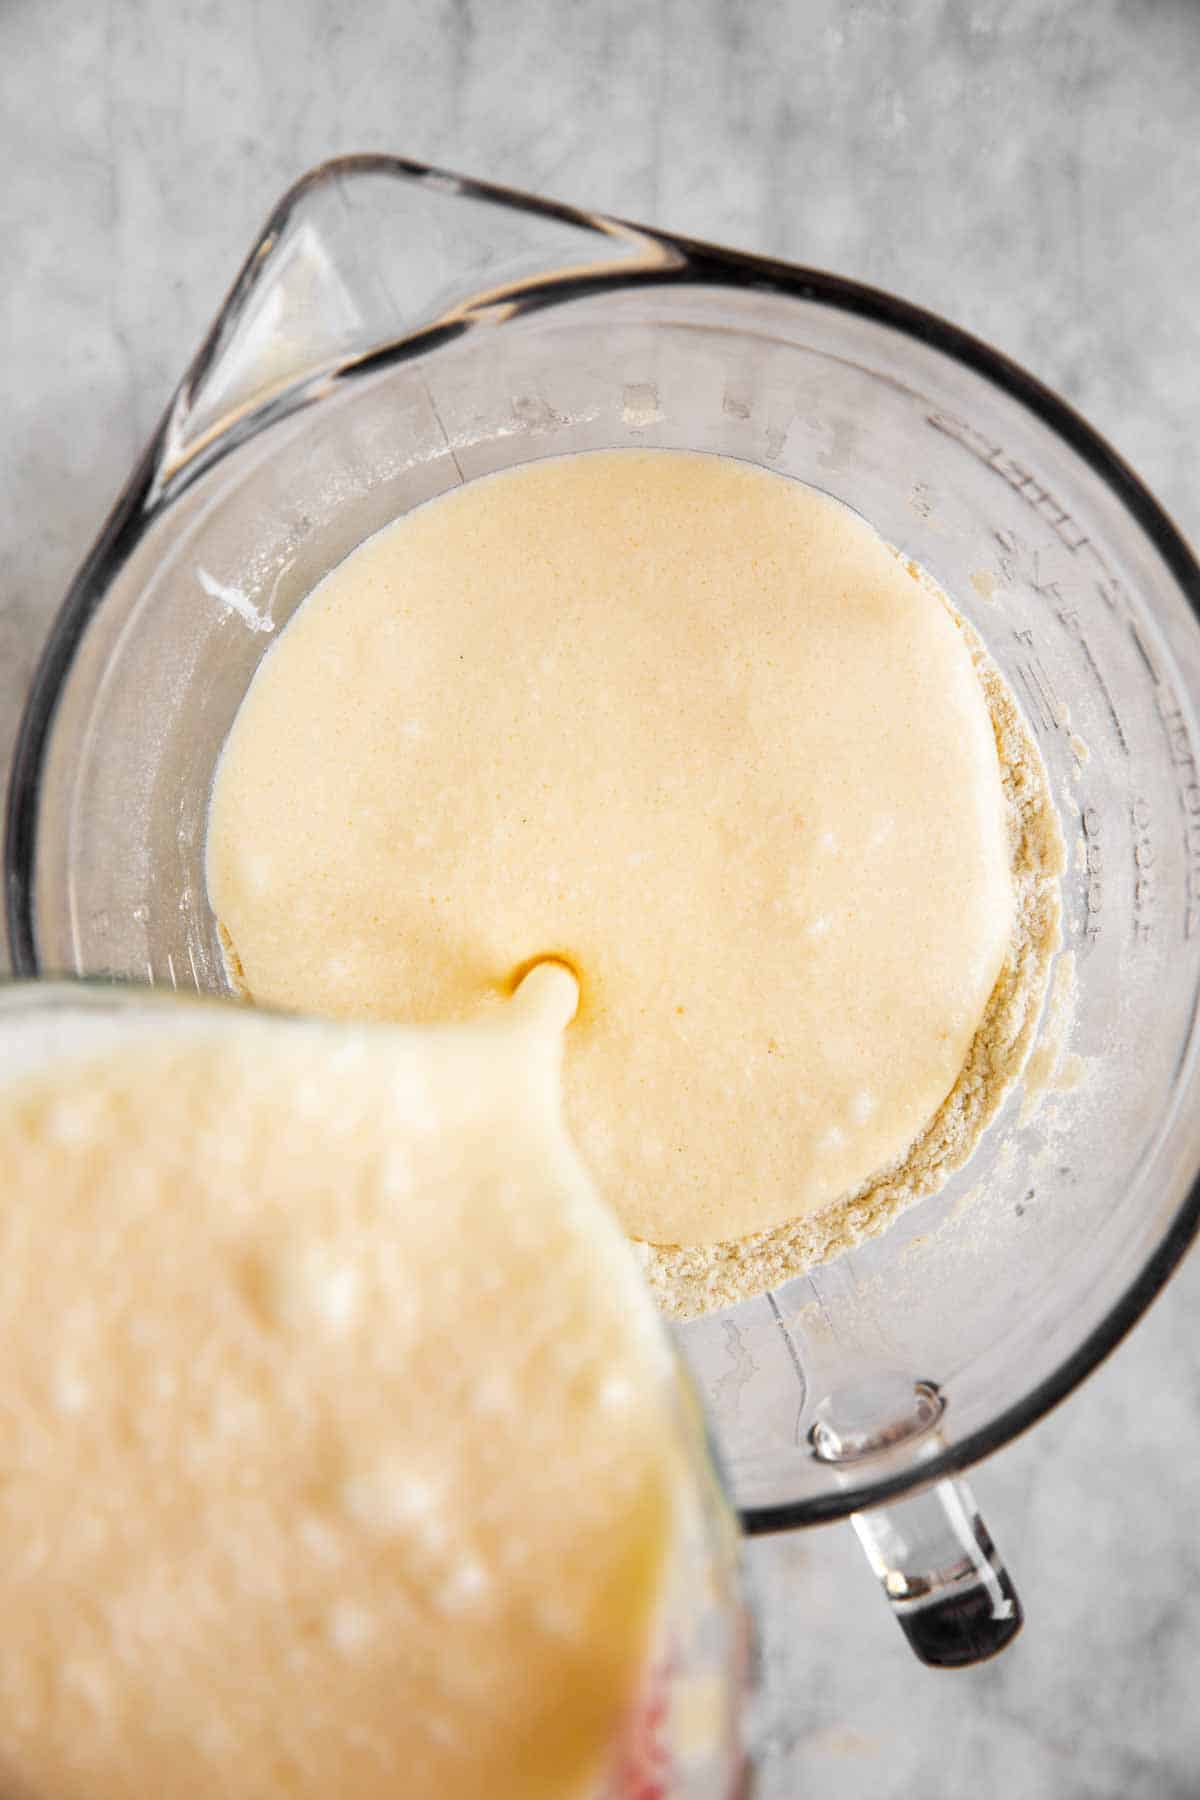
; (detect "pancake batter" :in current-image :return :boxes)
[0,975,680,1800]
[207,450,1060,1309]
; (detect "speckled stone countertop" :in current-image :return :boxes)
[3,3,1200,1793]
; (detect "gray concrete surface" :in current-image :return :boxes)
[3,1,1200,1793]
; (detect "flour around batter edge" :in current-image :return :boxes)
[639,585,1065,1320]
[206,452,1062,1317]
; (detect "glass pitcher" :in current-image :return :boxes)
[0,980,751,1798]
[9,155,1200,1670]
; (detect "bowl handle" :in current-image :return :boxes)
[850,1475,1022,1667]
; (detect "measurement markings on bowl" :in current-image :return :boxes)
[929,411,1144,751]
[992,520,1133,650]
[1079,803,1105,943]
[1129,618,1164,686]
[1054,606,1130,756]
[1010,627,1065,738]
[989,530,1132,755]
[1151,685,1200,941]
[1130,795,1158,946]
[928,413,1089,551]
[621,382,664,428]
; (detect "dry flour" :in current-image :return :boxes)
[639,579,1065,1319]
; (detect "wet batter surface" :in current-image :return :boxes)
[208,450,1038,1280]
[0,982,678,1800]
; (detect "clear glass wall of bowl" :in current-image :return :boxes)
[9,161,1200,1663]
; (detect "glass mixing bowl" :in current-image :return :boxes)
[9,156,1200,1667]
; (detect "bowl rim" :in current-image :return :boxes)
[7,152,1200,1530]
